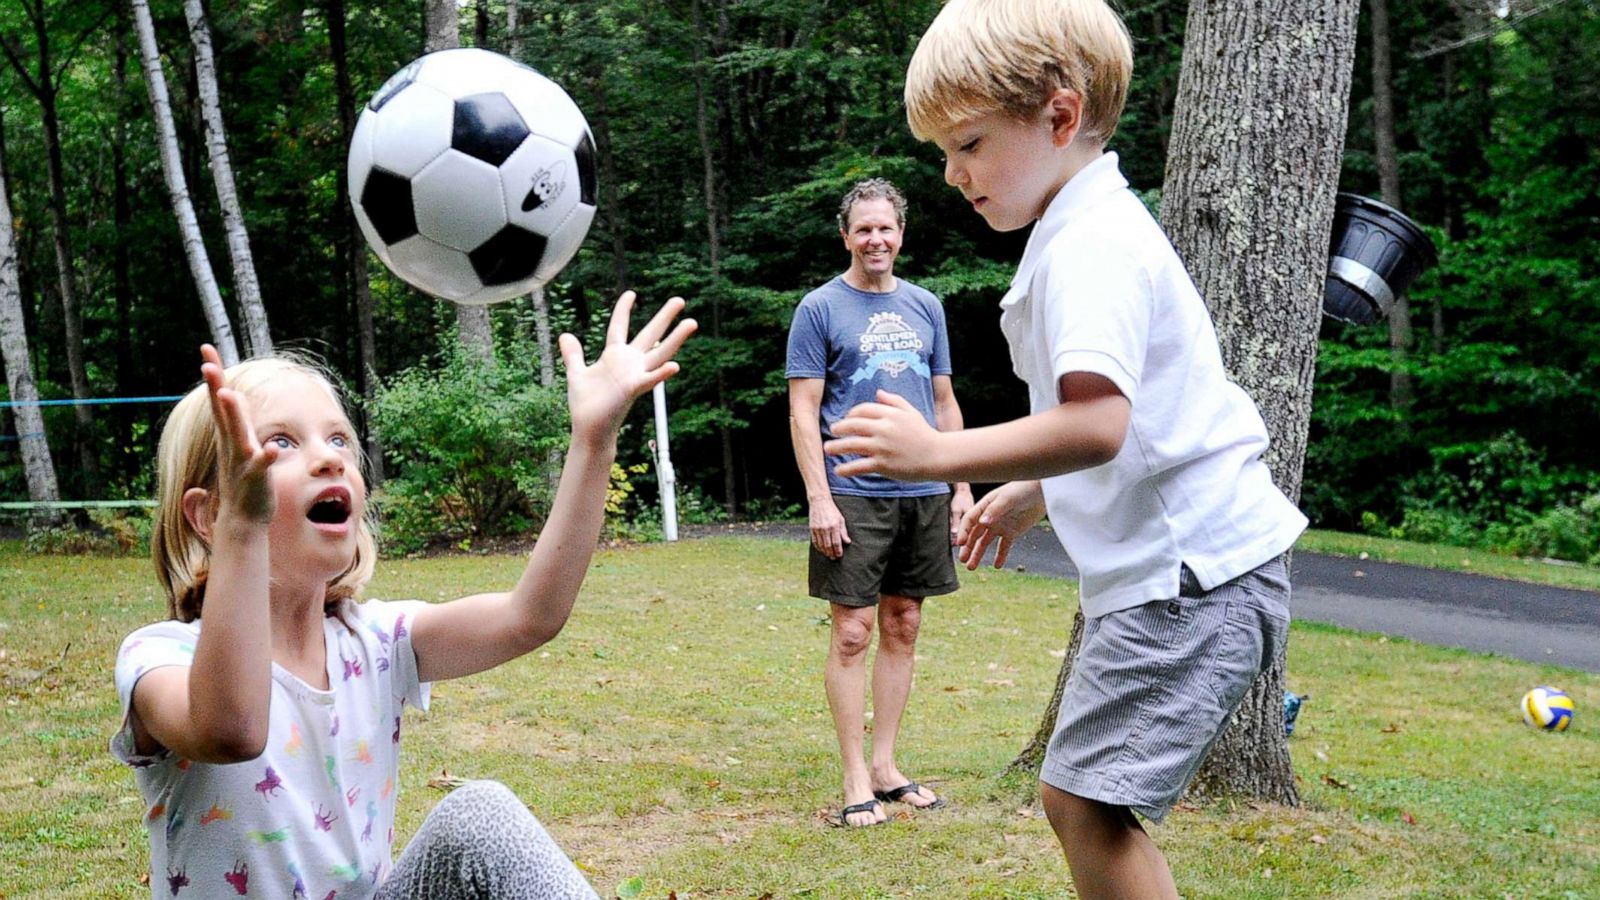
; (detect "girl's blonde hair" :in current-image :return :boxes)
[905,0,1133,145]
[151,353,377,622]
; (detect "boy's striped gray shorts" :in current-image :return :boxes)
[1040,557,1291,822]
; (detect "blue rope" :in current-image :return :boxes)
[1,395,183,409]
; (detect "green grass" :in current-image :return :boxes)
[1298,528,1600,594]
[1,536,1597,898]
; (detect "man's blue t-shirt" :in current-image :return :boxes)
[786,275,952,497]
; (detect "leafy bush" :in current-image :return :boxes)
[1365,432,1600,563]
[22,507,152,556]
[370,346,566,555]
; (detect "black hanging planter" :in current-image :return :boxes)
[1323,193,1437,324]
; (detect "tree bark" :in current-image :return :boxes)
[424,0,494,363]
[691,0,738,518]
[183,0,271,357]
[1160,0,1361,805]
[129,0,241,366]
[0,127,63,523]
[113,17,138,483]
[327,0,383,483]
[1370,0,1414,419]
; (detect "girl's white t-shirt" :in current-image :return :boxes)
[112,598,430,899]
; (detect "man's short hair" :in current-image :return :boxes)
[905,0,1133,145]
[838,178,908,232]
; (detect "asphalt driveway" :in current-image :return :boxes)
[688,522,1600,673]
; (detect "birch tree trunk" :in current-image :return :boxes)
[1370,0,1413,419]
[1160,0,1361,805]
[129,0,240,365]
[328,0,383,482]
[183,0,271,356]
[424,0,494,363]
[0,143,63,523]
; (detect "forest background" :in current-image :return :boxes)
[3,0,1598,562]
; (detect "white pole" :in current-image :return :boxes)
[651,381,679,541]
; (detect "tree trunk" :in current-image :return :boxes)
[1,1,98,493]
[129,0,241,366]
[691,0,737,518]
[183,0,271,357]
[1160,0,1361,805]
[424,0,494,363]
[0,131,63,523]
[1370,0,1413,420]
[113,19,138,484]
[328,0,383,483]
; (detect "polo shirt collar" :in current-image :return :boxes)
[1002,151,1128,307]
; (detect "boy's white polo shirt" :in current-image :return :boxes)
[1000,152,1306,618]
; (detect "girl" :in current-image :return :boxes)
[112,293,694,899]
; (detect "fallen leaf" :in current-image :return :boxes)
[1321,774,1351,790]
[1310,834,1327,845]
[1401,811,1417,825]
[1380,722,1401,733]
[428,768,469,790]
[985,679,1016,687]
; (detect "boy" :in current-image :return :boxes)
[823,0,1307,896]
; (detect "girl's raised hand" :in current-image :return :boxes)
[199,344,277,524]
[559,292,697,442]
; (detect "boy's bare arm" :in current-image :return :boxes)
[828,372,1130,484]
[410,295,695,682]
[790,378,850,559]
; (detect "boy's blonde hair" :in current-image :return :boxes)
[152,353,377,622]
[905,0,1133,145]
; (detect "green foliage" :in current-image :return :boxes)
[20,507,152,556]
[369,345,566,555]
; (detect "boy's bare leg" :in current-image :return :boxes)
[869,594,938,807]
[1042,783,1179,900]
[825,603,885,825]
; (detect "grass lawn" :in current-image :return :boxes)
[1,535,1596,898]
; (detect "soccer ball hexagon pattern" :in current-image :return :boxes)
[348,48,597,305]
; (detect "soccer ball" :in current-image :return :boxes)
[347,48,596,305]
[1520,686,1574,732]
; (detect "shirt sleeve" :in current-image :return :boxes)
[785,294,829,379]
[358,598,433,713]
[926,292,953,377]
[110,620,200,767]
[1036,237,1151,405]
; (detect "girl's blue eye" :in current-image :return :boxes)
[268,436,293,449]
[330,434,350,449]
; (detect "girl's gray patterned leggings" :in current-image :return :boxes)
[376,780,599,899]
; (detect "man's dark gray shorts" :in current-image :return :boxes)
[1040,557,1291,823]
[808,493,959,607]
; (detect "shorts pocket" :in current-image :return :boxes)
[1207,600,1269,713]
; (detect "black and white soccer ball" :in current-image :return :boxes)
[348,48,596,305]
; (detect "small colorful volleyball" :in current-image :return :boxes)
[1520,686,1574,731]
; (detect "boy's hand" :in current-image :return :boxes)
[956,480,1046,570]
[824,390,942,480]
[561,292,697,443]
[199,344,277,524]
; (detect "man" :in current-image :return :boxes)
[786,178,973,827]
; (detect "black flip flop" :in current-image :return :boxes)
[838,798,884,826]
[873,782,946,810]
